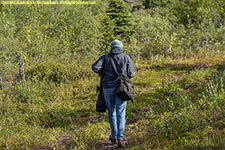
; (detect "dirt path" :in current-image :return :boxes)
[40,133,73,150]
[94,117,138,150]
[95,138,121,150]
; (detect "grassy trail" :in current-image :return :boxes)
[1,52,224,150]
[92,52,225,150]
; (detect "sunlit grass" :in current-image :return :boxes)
[0,53,224,149]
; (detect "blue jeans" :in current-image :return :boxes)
[103,87,127,140]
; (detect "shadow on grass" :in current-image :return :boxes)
[184,146,225,150]
[122,63,225,150]
[134,82,153,88]
[26,100,105,129]
[149,63,224,72]
[132,63,225,115]
[38,108,93,128]
[126,91,161,122]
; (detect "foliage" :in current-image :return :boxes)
[126,55,224,149]
[0,0,224,149]
[99,0,137,54]
[138,0,225,58]
[106,0,135,39]
[143,0,167,9]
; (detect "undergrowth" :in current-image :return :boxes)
[0,53,224,150]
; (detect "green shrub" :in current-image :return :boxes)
[201,71,225,110]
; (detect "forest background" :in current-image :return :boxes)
[0,0,224,149]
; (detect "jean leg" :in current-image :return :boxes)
[103,88,118,139]
[115,95,127,140]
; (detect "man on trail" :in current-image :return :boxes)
[92,40,135,148]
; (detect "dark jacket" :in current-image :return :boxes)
[92,48,135,88]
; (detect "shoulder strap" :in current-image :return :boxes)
[109,55,119,77]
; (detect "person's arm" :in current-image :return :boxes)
[127,55,135,78]
[92,55,105,75]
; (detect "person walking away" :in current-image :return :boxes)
[92,40,135,148]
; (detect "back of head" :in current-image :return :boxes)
[111,40,123,50]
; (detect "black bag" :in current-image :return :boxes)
[96,77,106,112]
[109,56,134,102]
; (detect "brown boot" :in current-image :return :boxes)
[117,139,125,148]
[109,135,117,144]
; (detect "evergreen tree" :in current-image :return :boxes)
[106,0,135,40]
[99,15,115,52]
[144,0,166,9]
[99,0,135,52]
[0,3,2,13]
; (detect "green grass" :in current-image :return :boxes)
[0,52,224,149]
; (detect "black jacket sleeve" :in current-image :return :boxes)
[92,55,105,75]
[127,55,135,78]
